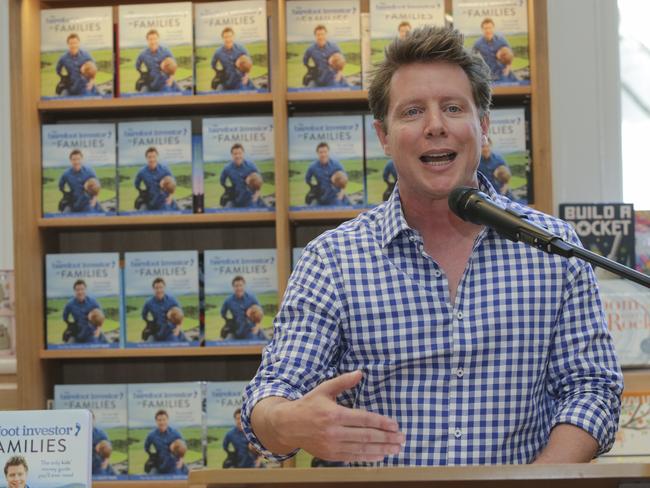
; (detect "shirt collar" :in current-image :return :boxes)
[379,172,503,248]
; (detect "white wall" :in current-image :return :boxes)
[0,0,13,269]
[547,0,623,211]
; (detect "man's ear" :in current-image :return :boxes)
[373,119,392,157]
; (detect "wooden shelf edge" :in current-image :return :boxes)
[40,345,265,359]
[38,212,276,229]
[492,85,532,97]
[38,92,274,113]
[95,481,185,488]
[289,208,368,222]
[287,90,369,104]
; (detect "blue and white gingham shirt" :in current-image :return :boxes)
[242,174,623,465]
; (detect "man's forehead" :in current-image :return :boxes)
[388,62,474,107]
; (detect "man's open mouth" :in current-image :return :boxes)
[419,151,457,165]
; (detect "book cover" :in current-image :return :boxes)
[118,2,193,97]
[558,203,636,270]
[481,107,530,203]
[204,249,277,346]
[54,384,128,480]
[0,270,14,316]
[363,114,393,207]
[40,6,113,99]
[606,392,650,457]
[635,210,650,274]
[360,13,370,90]
[123,251,200,348]
[286,1,361,92]
[206,381,277,468]
[0,409,92,488]
[42,123,117,218]
[117,120,193,215]
[45,253,122,349]
[289,115,365,210]
[598,278,650,367]
[452,0,530,86]
[367,0,445,86]
[192,134,205,213]
[202,116,275,212]
[195,1,269,95]
[127,382,204,479]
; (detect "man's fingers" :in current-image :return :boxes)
[336,406,400,433]
[329,425,405,445]
[315,371,363,398]
[337,441,402,457]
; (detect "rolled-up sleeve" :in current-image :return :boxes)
[547,242,623,456]
[241,246,345,461]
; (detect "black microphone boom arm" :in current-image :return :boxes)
[448,186,650,289]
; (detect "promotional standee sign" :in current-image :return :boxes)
[0,409,92,488]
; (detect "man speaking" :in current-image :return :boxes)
[241,26,622,465]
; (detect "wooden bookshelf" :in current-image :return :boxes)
[40,345,264,359]
[95,481,185,488]
[286,90,369,104]
[38,212,276,229]
[38,92,274,114]
[8,0,563,412]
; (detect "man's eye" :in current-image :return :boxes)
[403,107,421,117]
[446,105,462,113]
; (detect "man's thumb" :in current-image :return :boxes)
[317,370,363,398]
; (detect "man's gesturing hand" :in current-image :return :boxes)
[253,371,405,463]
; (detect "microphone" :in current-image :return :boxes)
[448,186,572,256]
[447,186,650,288]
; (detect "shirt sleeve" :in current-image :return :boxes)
[141,300,150,321]
[211,50,219,70]
[303,46,312,66]
[135,51,144,71]
[546,230,623,456]
[58,171,67,192]
[305,163,314,183]
[144,432,153,452]
[56,56,64,76]
[240,246,346,462]
[134,169,143,190]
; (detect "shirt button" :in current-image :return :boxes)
[434,270,442,278]
[454,428,463,438]
[456,368,464,378]
[456,311,464,320]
